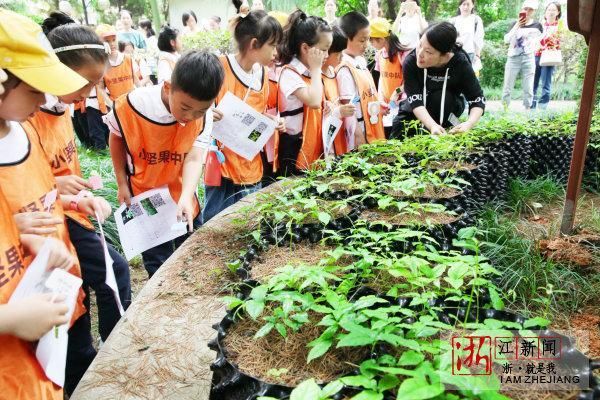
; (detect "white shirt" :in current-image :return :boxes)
[226,54,263,91]
[0,121,29,164]
[398,14,422,49]
[278,57,310,135]
[103,83,213,150]
[337,53,366,121]
[453,14,484,55]
[157,51,180,84]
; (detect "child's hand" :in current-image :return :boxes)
[56,175,92,196]
[3,294,69,341]
[323,100,333,116]
[307,48,326,71]
[14,212,63,235]
[339,104,356,118]
[380,102,390,116]
[21,235,75,271]
[117,183,132,207]
[176,196,196,233]
[263,113,285,131]
[212,109,224,123]
[78,197,112,223]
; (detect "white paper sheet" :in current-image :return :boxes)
[114,187,187,261]
[322,108,343,159]
[212,92,277,161]
[9,240,82,387]
[96,212,124,315]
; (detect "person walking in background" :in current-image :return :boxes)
[324,0,338,26]
[392,0,428,50]
[451,0,484,65]
[533,2,564,110]
[117,10,146,49]
[501,0,542,110]
[182,10,201,36]
[157,26,182,84]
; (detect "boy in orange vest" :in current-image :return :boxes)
[105,51,225,277]
[337,11,387,149]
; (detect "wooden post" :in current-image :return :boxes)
[560,0,600,234]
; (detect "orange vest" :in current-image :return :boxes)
[322,70,348,156]
[114,94,204,217]
[336,60,386,144]
[104,55,135,101]
[215,55,267,185]
[0,189,63,400]
[28,109,95,231]
[277,65,324,171]
[267,77,278,111]
[0,123,86,324]
[378,51,404,103]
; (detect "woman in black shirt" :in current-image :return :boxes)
[391,21,485,137]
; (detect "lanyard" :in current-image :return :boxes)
[423,67,449,126]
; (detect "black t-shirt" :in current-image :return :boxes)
[402,48,486,112]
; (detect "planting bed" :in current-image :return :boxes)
[72,112,600,400]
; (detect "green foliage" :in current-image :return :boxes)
[182,29,233,54]
[479,40,507,88]
[484,19,515,42]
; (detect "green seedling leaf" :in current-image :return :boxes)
[290,379,321,400]
[397,350,425,366]
[245,299,265,320]
[524,317,550,328]
[254,323,274,338]
[318,212,332,226]
[307,338,333,363]
[396,377,444,400]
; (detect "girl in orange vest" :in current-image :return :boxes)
[157,25,182,84]
[276,10,332,176]
[369,17,408,138]
[0,11,117,395]
[337,11,387,150]
[321,26,357,157]
[28,16,133,346]
[106,51,225,277]
[202,10,284,223]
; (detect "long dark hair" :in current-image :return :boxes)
[42,11,108,69]
[278,9,331,65]
[157,25,179,53]
[139,19,156,37]
[386,32,410,59]
[182,10,197,27]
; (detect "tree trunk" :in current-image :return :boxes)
[384,0,397,19]
[81,0,89,25]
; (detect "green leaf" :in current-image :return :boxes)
[254,323,274,338]
[337,331,374,347]
[524,317,550,328]
[318,211,332,226]
[397,350,425,366]
[250,285,268,301]
[290,379,321,400]
[340,375,377,389]
[307,338,333,363]
[316,183,329,194]
[275,322,287,337]
[488,287,504,310]
[378,374,400,391]
[396,377,444,400]
[245,299,265,320]
[351,391,384,400]
[321,380,344,397]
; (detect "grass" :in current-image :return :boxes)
[482,81,581,102]
[504,176,565,215]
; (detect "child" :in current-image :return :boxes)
[202,10,284,223]
[321,26,355,156]
[120,39,151,87]
[97,24,140,102]
[105,51,225,277]
[337,11,386,149]
[369,17,407,137]
[157,25,182,84]
[276,10,332,175]
[0,10,114,395]
[27,14,132,345]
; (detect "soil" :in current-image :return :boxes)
[222,317,368,387]
[370,154,402,165]
[538,234,600,267]
[428,160,478,171]
[249,243,351,282]
[359,208,459,227]
[385,185,462,200]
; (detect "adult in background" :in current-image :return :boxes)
[205,16,222,31]
[501,0,542,109]
[391,22,485,137]
[157,26,182,84]
[118,10,146,49]
[450,0,484,64]
[251,0,265,11]
[392,0,428,50]
[182,10,201,35]
[324,0,338,26]
[368,0,382,19]
[533,2,564,110]
[139,19,158,84]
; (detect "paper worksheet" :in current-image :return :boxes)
[212,91,277,161]
[323,108,343,160]
[96,212,125,315]
[114,187,187,261]
[9,240,82,387]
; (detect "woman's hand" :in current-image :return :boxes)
[14,212,63,235]
[449,121,473,134]
[56,175,92,196]
[429,124,447,136]
[77,197,112,223]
